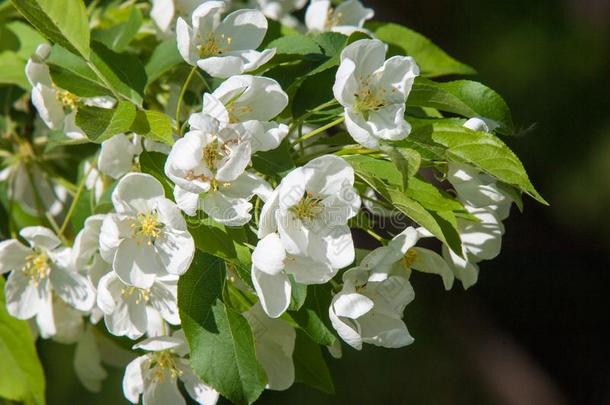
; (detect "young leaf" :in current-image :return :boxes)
[89,41,147,105]
[288,284,337,347]
[92,6,142,52]
[145,38,184,86]
[75,100,137,142]
[268,34,322,57]
[367,21,475,77]
[0,277,46,405]
[293,331,335,394]
[11,0,90,58]
[429,124,547,204]
[129,110,174,145]
[178,252,267,405]
[0,51,28,89]
[408,78,515,135]
[4,20,48,59]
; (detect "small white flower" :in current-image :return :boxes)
[99,173,195,288]
[122,331,219,405]
[202,74,289,152]
[150,0,207,34]
[251,232,335,317]
[333,39,419,149]
[243,302,296,390]
[0,158,67,216]
[97,271,179,339]
[165,114,271,225]
[0,227,95,329]
[305,0,373,35]
[329,266,414,350]
[26,44,115,140]
[83,161,105,202]
[176,1,276,78]
[253,0,307,28]
[258,155,361,269]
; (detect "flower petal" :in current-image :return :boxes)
[251,265,291,318]
[112,173,165,215]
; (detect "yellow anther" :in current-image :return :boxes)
[198,33,231,57]
[23,251,51,286]
[150,351,183,382]
[132,211,163,243]
[56,89,78,110]
[121,286,151,304]
[292,192,323,221]
[403,249,418,267]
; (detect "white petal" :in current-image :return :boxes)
[98,134,137,179]
[411,247,455,290]
[112,173,165,215]
[305,0,330,32]
[197,55,245,78]
[50,266,95,311]
[180,364,220,404]
[285,255,335,284]
[202,93,230,124]
[74,327,108,392]
[114,239,165,289]
[123,356,147,404]
[251,233,286,276]
[0,239,30,274]
[332,291,373,319]
[358,311,413,348]
[149,279,180,325]
[173,186,201,216]
[329,298,362,350]
[201,191,253,226]
[251,265,291,318]
[335,0,374,27]
[344,109,379,149]
[150,0,175,33]
[20,226,61,250]
[31,84,64,130]
[99,214,132,263]
[5,270,43,319]
[143,378,186,405]
[176,17,197,65]
[216,9,268,51]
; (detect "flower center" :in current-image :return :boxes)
[325,8,344,29]
[198,33,232,57]
[132,211,163,244]
[403,249,418,267]
[149,351,183,382]
[23,251,51,286]
[121,286,151,304]
[354,82,386,116]
[202,140,223,168]
[56,89,79,110]
[292,192,323,222]
[226,105,253,124]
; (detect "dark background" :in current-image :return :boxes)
[41,1,610,404]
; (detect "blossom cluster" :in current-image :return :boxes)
[0,0,540,404]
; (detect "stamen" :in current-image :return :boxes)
[22,250,51,287]
[403,249,418,267]
[121,286,151,304]
[149,351,183,383]
[131,211,163,244]
[56,89,79,110]
[292,192,323,222]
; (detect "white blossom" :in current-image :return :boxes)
[26,44,115,140]
[122,331,219,405]
[243,302,296,390]
[258,155,361,268]
[252,0,307,28]
[99,173,195,288]
[97,272,179,339]
[150,0,206,34]
[251,232,335,317]
[333,39,419,149]
[164,113,271,225]
[176,1,276,78]
[202,74,289,152]
[305,0,373,35]
[329,266,414,350]
[0,227,95,337]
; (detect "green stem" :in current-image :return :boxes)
[58,164,93,238]
[365,228,387,245]
[175,66,198,136]
[290,116,345,146]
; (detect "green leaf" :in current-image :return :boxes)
[138,151,173,197]
[130,110,174,145]
[408,78,515,135]
[429,124,546,204]
[47,45,112,98]
[367,21,475,77]
[288,278,307,311]
[252,140,295,176]
[0,51,28,89]
[4,21,48,59]
[268,34,322,56]
[292,68,336,118]
[75,100,137,142]
[288,284,336,347]
[383,146,421,190]
[346,154,463,254]
[11,0,90,58]
[293,331,335,394]
[145,38,184,86]
[90,41,147,105]
[179,252,266,405]
[0,277,46,405]
[92,6,142,52]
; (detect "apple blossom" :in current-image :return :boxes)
[333,38,419,148]
[305,0,373,35]
[99,173,195,288]
[258,155,361,268]
[122,331,219,405]
[0,227,95,334]
[176,1,276,78]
